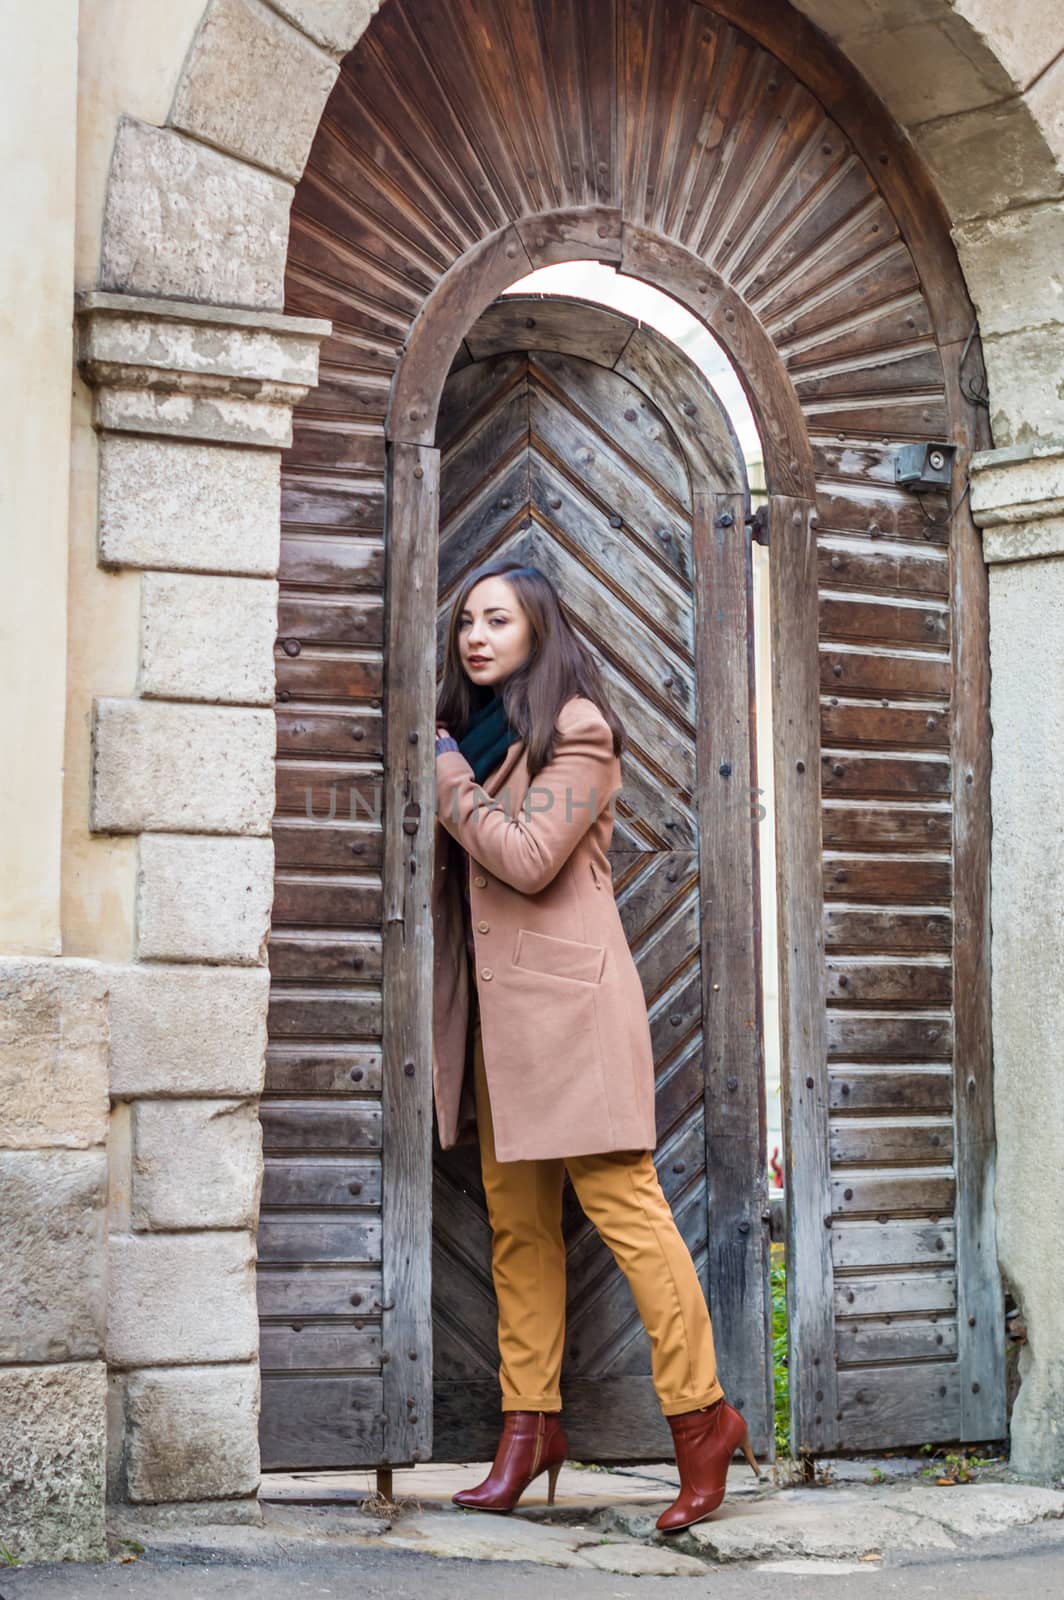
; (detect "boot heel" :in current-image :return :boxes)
[739,1430,762,1479]
[546,1461,563,1505]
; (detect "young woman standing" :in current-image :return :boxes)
[432,558,758,1533]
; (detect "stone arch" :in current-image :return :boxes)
[95,0,1064,447]
[264,0,1000,1469]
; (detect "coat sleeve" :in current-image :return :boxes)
[434,702,619,894]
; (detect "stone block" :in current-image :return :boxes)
[954,200,1064,338]
[0,1151,107,1362]
[136,834,274,965]
[989,553,1064,1480]
[172,0,338,182]
[794,0,938,36]
[109,963,268,1097]
[982,516,1064,564]
[98,435,281,576]
[132,1099,263,1229]
[684,1486,954,1561]
[109,1102,134,1234]
[916,96,1064,223]
[110,1498,263,1531]
[77,293,328,447]
[971,443,1064,521]
[0,1362,107,1563]
[266,0,381,55]
[955,1,1064,92]
[1027,48,1064,169]
[96,382,299,451]
[971,444,1064,561]
[140,572,278,705]
[107,1232,258,1366]
[797,2,1061,99]
[125,1363,260,1503]
[982,324,1064,450]
[0,956,109,1148]
[883,1481,1064,1537]
[845,17,1014,127]
[100,118,292,310]
[78,293,328,387]
[92,698,275,836]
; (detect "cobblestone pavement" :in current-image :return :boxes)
[5,1458,1064,1596]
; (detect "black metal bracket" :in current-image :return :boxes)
[747,505,770,547]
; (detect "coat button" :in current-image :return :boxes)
[477,921,489,933]
[473,874,487,888]
[481,967,493,980]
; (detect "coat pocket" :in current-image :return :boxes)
[513,927,606,985]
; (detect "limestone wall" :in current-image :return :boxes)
[74,294,328,1526]
[0,0,110,1564]
[0,0,77,955]
[971,449,1064,1480]
[0,959,110,1560]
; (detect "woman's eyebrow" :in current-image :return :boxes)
[459,606,511,617]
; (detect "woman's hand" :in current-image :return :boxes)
[435,723,460,759]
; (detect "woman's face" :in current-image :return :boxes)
[457,577,533,690]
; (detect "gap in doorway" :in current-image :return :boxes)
[506,262,784,1195]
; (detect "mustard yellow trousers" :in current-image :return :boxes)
[472,1018,723,1417]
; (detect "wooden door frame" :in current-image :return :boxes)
[378,228,827,1464]
[274,0,999,1469]
[434,294,780,1456]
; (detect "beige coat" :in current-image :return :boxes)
[432,695,657,1162]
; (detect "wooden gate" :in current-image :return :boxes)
[431,295,769,1461]
[259,0,1002,1470]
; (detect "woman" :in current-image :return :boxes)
[432,558,758,1533]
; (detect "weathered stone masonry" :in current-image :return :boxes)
[81,295,329,1518]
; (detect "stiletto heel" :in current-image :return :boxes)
[739,1430,762,1478]
[452,1411,569,1514]
[657,1400,755,1533]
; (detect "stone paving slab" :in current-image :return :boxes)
[110,1468,1064,1577]
[679,1489,957,1563]
[675,1482,1064,1565]
[879,1482,1064,1539]
[372,1509,708,1575]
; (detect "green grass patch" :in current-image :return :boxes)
[771,1241,789,1456]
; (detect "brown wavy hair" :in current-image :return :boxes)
[436,559,626,782]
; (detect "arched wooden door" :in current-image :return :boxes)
[260,0,1001,1472]
[431,296,765,1461]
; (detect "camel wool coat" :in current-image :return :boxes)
[432,694,658,1162]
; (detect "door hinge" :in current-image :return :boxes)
[747,506,769,547]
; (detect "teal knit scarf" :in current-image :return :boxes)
[459,691,522,785]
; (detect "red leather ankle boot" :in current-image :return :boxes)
[452,1410,568,1513]
[656,1399,761,1532]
